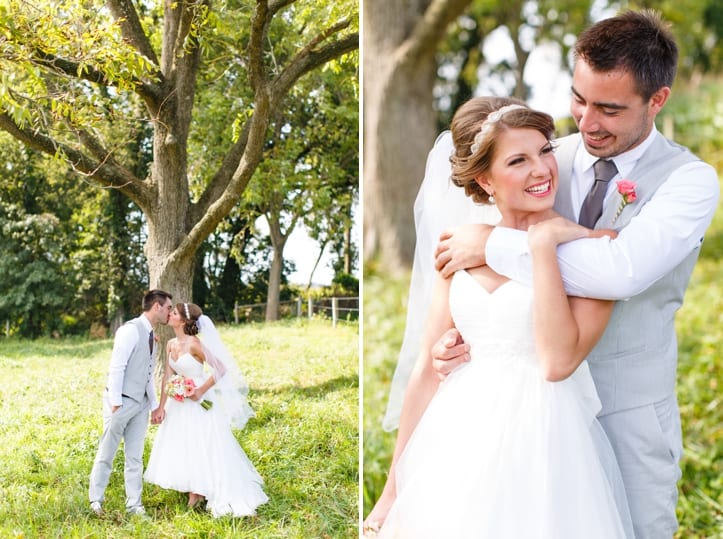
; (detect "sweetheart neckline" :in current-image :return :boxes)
[459,269,515,295]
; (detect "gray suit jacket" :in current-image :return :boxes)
[554,132,701,415]
[120,317,155,403]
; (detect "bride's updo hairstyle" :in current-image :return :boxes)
[177,302,203,336]
[450,96,555,204]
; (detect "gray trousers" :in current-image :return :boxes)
[599,394,683,539]
[88,393,150,509]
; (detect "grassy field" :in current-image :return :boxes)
[363,197,723,537]
[0,318,358,539]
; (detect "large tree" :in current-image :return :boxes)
[0,0,358,306]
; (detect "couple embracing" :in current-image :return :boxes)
[366,10,719,539]
[88,289,268,518]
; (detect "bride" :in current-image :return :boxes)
[144,302,268,516]
[363,97,633,538]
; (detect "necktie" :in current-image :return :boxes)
[578,159,618,228]
[148,330,154,354]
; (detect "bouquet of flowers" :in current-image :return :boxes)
[166,374,213,410]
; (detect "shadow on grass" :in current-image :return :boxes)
[252,374,358,400]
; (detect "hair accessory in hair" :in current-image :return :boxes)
[470,104,526,156]
[184,303,190,320]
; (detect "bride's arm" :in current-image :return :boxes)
[151,347,175,423]
[188,340,217,400]
[365,272,455,528]
[528,218,615,381]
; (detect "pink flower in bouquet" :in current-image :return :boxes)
[166,374,187,402]
[612,180,637,224]
[165,374,212,410]
[183,378,196,397]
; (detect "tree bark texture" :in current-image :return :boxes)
[363,0,471,272]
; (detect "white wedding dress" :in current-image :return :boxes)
[144,353,268,517]
[378,271,634,538]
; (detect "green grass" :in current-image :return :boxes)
[0,318,358,539]
[363,195,723,538]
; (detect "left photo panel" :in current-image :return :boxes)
[0,1,360,537]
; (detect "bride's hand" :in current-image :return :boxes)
[362,519,381,538]
[528,216,590,249]
[362,481,396,538]
[363,486,395,537]
[588,227,619,239]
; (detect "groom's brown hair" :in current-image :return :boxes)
[142,289,173,312]
[574,9,677,100]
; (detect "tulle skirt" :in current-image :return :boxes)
[144,388,268,517]
[379,357,633,538]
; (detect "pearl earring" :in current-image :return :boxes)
[488,193,496,204]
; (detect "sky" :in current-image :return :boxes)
[479,2,618,119]
[258,205,360,287]
[285,225,335,286]
[479,26,571,119]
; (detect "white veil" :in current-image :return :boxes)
[197,314,255,429]
[381,131,501,431]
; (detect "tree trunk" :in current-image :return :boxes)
[265,215,289,321]
[266,248,283,321]
[363,0,472,272]
[364,60,437,272]
[344,223,353,275]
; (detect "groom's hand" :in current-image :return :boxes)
[150,407,165,424]
[431,328,470,380]
[435,224,493,278]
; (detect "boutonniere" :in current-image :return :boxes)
[612,180,637,224]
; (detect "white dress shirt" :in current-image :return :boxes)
[486,128,720,299]
[106,315,158,409]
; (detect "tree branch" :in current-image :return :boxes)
[31,49,161,105]
[0,112,147,204]
[397,0,471,65]
[248,0,270,92]
[105,0,160,65]
[268,0,296,16]
[75,127,140,181]
[192,119,252,223]
[271,29,358,101]
[176,94,272,263]
[171,0,206,137]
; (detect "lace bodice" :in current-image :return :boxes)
[449,270,537,365]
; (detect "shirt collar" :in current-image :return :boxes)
[580,127,658,179]
[139,314,153,332]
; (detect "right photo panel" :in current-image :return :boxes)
[362,3,723,538]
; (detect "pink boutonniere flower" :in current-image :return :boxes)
[612,180,637,224]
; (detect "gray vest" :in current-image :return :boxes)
[554,133,702,415]
[120,317,155,403]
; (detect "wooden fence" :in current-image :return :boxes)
[233,296,359,327]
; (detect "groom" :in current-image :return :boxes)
[421,11,719,539]
[388,11,719,539]
[88,289,173,516]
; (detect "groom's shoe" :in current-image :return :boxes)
[126,505,149,518]
[90,501,103,516]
